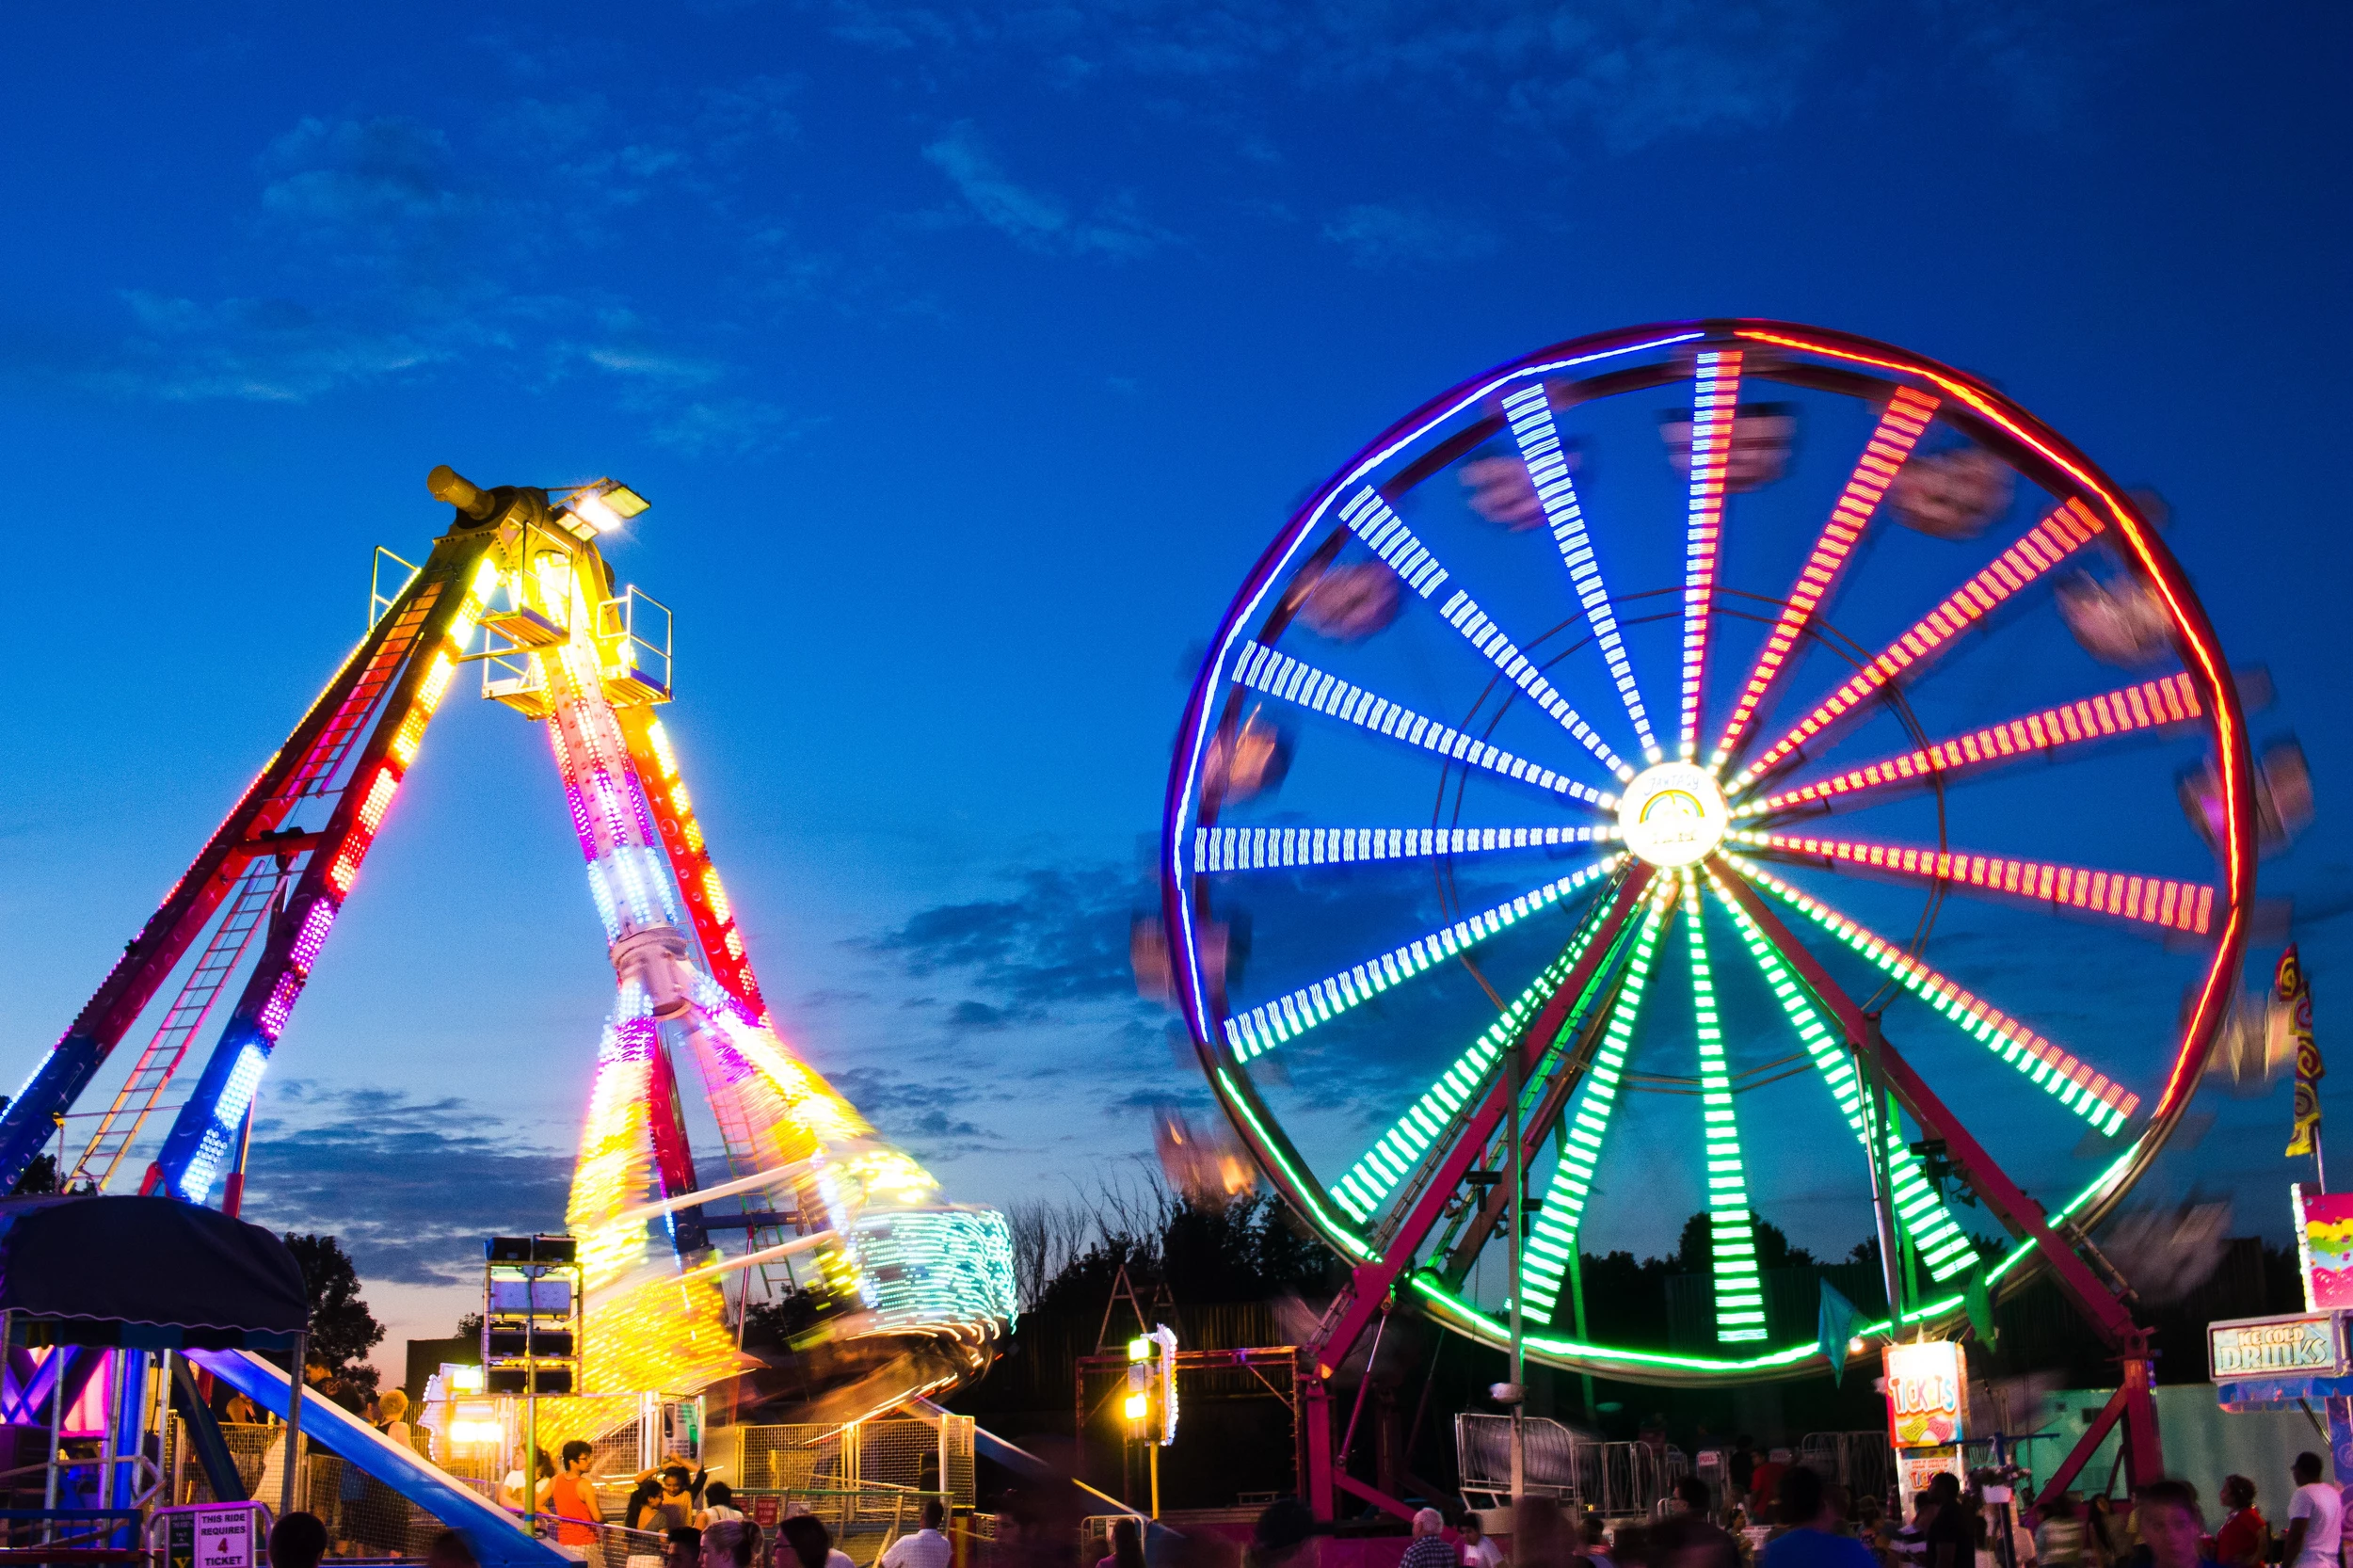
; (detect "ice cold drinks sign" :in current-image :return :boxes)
[2209,1314,2345,1380]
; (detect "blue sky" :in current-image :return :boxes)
[2,2,2347,1363]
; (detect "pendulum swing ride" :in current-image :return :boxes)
[2,467,1015,1426]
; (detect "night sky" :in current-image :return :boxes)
[2,3,2347,1370]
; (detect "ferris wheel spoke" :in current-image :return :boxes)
[1721,853,2140,1131]
[1327,881,1634,1227]
[1739,672,2206,818]
[1337,486,1635,779]
[1677,868,1768,1342]
[1675,349,1741,763]
[1727,497,2109,792]
[1729,825,2214,938]
[1703,865,1981,1284]
[1519,880,1680,1320]
[1195,824,1617,873]
[1220,857,1624,1061]
[1229,643,1618,808]
[1497,386,1660,761]
[1710,388,1941,771]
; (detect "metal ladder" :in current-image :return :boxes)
[71,860,283,1189]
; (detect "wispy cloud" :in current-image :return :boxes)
[1321,202,1497,269]
[921,121,1174,258]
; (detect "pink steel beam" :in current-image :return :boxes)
[1677,349,1739,760]
[1747,672,2204,814]
[1710,388,1938,769]
[1309,867,1656,1377]
[1735,829,2215,936]
[1730,498,2107,791]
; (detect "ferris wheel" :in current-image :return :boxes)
[1159,320,2255,1388]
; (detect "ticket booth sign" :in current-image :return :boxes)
[1884,1340,1969,1448]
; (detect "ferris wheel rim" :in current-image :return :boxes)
[1159,318,2256,1383]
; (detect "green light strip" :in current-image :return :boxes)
[1216,1068,1371,1260]
[1522,882,1677,1318]
[1328,887,1623,1224]
[1706,869,1977,1284]
[1684,871,1767,1343]
[1725,854,2133,1135]
[1409,1272,1821,1373]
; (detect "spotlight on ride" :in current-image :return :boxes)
[568,478,650,534]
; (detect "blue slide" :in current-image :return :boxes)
[189,1350,573,1568]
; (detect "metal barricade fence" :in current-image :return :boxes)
[1796,1432,1894,1510]
[1454,1415,1690,1518]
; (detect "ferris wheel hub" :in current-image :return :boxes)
[1617,761,1730,869]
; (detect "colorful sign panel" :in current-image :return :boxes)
[1898,1449,1966,1519]
[2296,1186,2353,1309]
[2210,1312,2346,1382]
[1884,1340,1969,1448]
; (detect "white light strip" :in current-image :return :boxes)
[1223,857,1621,1059]
[1500,384,1659,763]
[1195,824,1614,872]
[1341,485,1632,780]
[1229,643,1616,808]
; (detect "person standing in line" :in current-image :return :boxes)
[376,1390,414,1450]
[2285,1456,2341,1568]
[1894,1493,1940,1568]
[2212,1478,2265,1568]
[1401,1511,1458,1568]
[1753,1452,1793,1523]
[878,1500,953,1568]
[1462,1518,1505,1568]
[549,1441,602,1551]
[2037,1495,2087,1568]
[2132,1480,2213,1568]
[1759,1467,1878,1568]
[1730,1440,1758,1511]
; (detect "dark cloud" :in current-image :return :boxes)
[239,1083,570,1288]
[855,864,1142,1019]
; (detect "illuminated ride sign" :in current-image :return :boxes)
[1619,762,1729,869]
[1884,1339,1969,1448]
[2210,1313,2347,1382]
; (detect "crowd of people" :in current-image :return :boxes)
[1223,1448,2344,1568]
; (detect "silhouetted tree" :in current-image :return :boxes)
[283,1233,385,1381]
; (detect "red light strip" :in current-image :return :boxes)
[1723,854,2140,1127]
[1748,672,2204,813]
[1678,350,1739,760]
[1733,827,2214,935]
[1730,498,2106,791]
[1737,327,2249,1126]
[1709,387,1938,769]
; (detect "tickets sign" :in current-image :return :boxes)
[1884,1340,1969,1448]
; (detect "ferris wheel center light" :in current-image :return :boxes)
[1618,763,1729,868]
